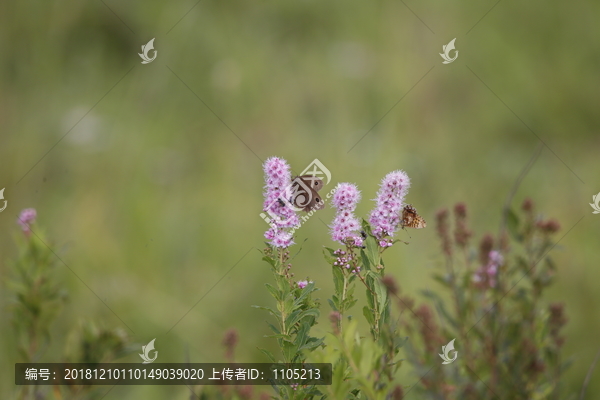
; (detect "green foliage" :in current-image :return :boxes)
[258,220,411,399]
[65,322,133,364]
[8,230,68,363]
[257,245,324,399]
[309,321,394,400]
[6,221,134,400]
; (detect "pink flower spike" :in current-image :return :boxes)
[473,250,504,289]
[369,170,411,240]
[17,208,37,235]
[330,183,363,246]
[298,280,308,289]
[331,183,361,211]
[262,157,300,248]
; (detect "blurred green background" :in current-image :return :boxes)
[1,0,599,398]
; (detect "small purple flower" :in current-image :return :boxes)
[262,157,300,248]
[473,250,503,288]
[379,239,393,248]
[369,170,411,241]
[297,280,308,289]
[330,183,363,246]
[488,250,503,265]
[17,208,37,235]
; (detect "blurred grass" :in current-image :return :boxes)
[1,0,600,398]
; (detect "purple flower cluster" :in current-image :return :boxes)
[17,208,37,236]
[368,170,410,240]
[333,248,361,274]
[297,280,313,289]
[262,157,300,248]
[473,250,503,288]
[330,183,363,247]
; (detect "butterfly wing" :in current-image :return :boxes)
[402,205,427,229]
[305,189,324,212]
[291,176,324,212]
[299,175,324,192]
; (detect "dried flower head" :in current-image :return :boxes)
[329,311,342,334]
[453,202,472,248]
[536,219,561,234]
[521,197,534,213]
[237,386,253,400]
[390,385,404,400]
[478,234,494,265]
[435,208,452,257]
[548,302,567,348]
[222,328,239,361]
[369,170,411,241]
[382,275,399,296]
[414,304,441,353]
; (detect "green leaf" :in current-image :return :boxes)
[373,275,388,315]
[362,305,375,326]
[286,308,320,328]
[361,218,373,236]
[282,294,295,315]
[345,298,358,310]
[265,333,293,342]
[328,298,339,311]
[262,256,276,267]
[394,336,409,350]
[265,283,280,301]
[295,320,311,347]
[293,282,316,308]
[258,347,276,362]
[323,247,337,265]
[282,340,297,362]
[363,235,379,270]
[299,337,324,351]
[274,274,290,292]
[332,264,345,296]
[251,305,277,316]
[432,273,451,288]
[266,322,281,334]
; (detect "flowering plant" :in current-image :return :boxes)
[257,159,416,399]
[397,199,569,398]
[256,157,572,400]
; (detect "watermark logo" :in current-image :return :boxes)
[260,159,332,229]
[590,192,600,214]
[139,338,158,364]
[139,39,157,64]
[440,38,458,64]
[439,338,458,364]
[0,188,6,212]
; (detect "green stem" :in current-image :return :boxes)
[356,271,381,338]
[339,273,349,333]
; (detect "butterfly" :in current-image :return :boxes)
[288,175,324,212]
[401,204,427,229]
